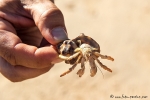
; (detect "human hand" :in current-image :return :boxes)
[0,0,68,82]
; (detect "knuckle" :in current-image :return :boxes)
[2,50,17,65]
[0,30,19,66]
[49,8,63,18]
[37,8,64,27]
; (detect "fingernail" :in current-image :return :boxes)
[51,27,68,42]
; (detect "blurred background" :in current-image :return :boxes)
[0,0,150,100]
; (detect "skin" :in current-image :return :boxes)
[0,0,67,82]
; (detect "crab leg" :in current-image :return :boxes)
[89,56,97,77]
[59,52,80,60]
[60,63,77,77]
[77,57,85,77]
[93,55,112,72]
[60,55,82,77]
[94,52,114,61]
[74,48,82,52]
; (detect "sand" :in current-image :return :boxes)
[0,0,150,100]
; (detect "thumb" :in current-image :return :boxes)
[29,0,68,45]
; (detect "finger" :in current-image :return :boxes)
[0,18,61,68]
[28,0,68,45]
[0,57,52,82]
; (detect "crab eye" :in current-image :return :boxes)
[63,39,70,45]
[63,41,68,45]
[69,41,74,45]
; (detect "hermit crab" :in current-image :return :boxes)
[56,33,114,77]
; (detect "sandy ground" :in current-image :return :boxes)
[0,0,150,100]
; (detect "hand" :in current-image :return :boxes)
[0,0,68,82]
